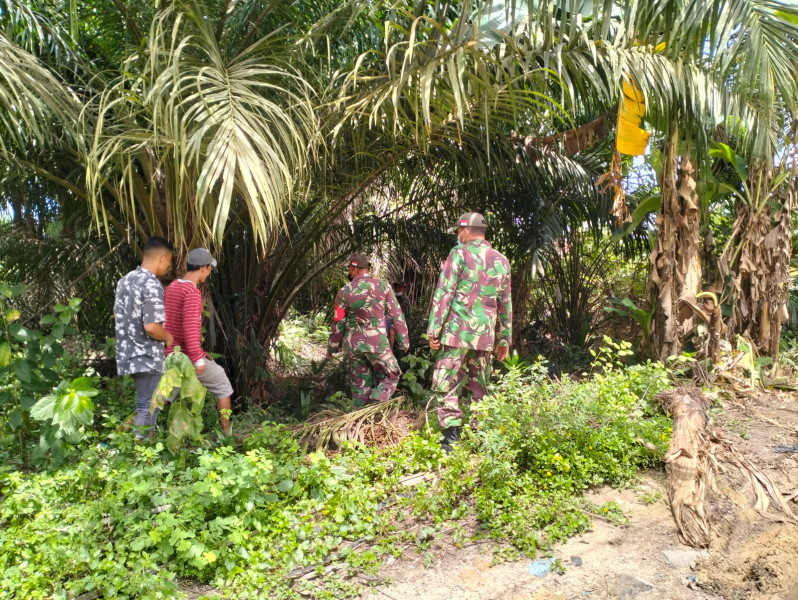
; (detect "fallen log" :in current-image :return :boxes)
[659,388,714,547]
[658,387,797,548]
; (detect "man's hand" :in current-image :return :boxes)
[429,336,441,351]
[145,322,173,347]
[195,364,207,376]
[494,345,509,361]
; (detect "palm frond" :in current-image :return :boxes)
[0,33,80,154]
[85,0,319,250]
[290,396,412,452]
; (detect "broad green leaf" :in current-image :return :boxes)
[59,311,72,325]
[12,359,32,383]
[0,284,11,298]
[10,286,27,298]
[611,194,661,241]
[277,479,294,493]
[31,394,57,420]
[130,537,149,552]
[41,368,59,382]
[4,308,21,323]
[0,342,10,367]
[8,409,22,431]
[39,314,57,325]
[9,323,41,342]
[54,303,67,312]
[73,396,95,426]
[51,323,65,340]
[709,143,748,183]
[166,434,181,454]
[181,376,205,403]
[70,377,99,395]
[168,401,195,445]
[19,395,37,410]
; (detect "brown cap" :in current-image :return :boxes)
[447,212,488,233]
[346,253,371,269]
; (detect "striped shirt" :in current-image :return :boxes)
[163,279,206,365]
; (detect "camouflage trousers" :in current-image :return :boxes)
[348,348,402,407]
[432,346,491,428]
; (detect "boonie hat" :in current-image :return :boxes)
[447,212,488,233]
[347,253,371,268]
[187,248,217,267]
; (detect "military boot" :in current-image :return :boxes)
[441,426,461,454]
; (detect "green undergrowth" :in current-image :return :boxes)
[0,344,673,599]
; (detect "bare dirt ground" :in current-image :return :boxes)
[359,391,798,600]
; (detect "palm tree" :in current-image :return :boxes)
[0,0,81,155]
[84,0,319,251]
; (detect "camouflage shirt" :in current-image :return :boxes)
[114,266,167,375]
[328,274,410,354]
[427,239,512,351]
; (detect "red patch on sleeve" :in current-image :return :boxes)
[334,305,346,322]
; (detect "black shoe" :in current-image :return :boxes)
[441,426,461,454]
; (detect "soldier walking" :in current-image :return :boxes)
[327,254,410,406]
[427,213,512,452]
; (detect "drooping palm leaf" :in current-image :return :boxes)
[85,0,319,250]
[0,34,79,154]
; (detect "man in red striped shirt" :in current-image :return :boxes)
[164,248,233,434]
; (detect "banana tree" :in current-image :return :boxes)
[714,144,795,358]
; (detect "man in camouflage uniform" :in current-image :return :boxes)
[327,254,410,406]
[427,213,512,452]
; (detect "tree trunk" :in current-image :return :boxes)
[720,162,794,358]
[650,122,702,362]
[511,266,531,354]
[650,122,681,361]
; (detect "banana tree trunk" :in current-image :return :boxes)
[719,163,794,358]
[650,121,702,362]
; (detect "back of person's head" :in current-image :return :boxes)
[142,236,174,257]
[465,226,487,238]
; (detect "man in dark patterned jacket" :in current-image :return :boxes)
[114,237,174,438]
[428,213,512,452]
[327,254,409,406]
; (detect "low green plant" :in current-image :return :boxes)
[402,342,673,556]
[0,283,84,464]
[30,376,99,463]
[399,353,433,405]
[151,350,206,453]
[604,298,654,356]
[638,490,663,505]
[0,336,676,599]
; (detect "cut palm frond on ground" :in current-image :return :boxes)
[290,397,419,452]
